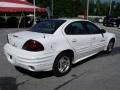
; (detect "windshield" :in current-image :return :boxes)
[30,20,66,34]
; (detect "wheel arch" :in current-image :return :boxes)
[110,38,115,43]
[104,37,116,51]
[55,49,74,62]
[107,37,116,46]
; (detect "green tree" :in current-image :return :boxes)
[89,0,95,15]
[112,3,120,16]
[27,0,120,17]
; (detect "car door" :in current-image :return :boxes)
[84,21,106,53]
[64,21,93,62]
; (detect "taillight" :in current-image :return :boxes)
[22,40,44,52]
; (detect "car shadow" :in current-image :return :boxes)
[16,46,120,79]
[15,66,53,79]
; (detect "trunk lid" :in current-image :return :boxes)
[8,31,45,49]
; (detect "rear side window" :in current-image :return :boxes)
[30,20,66,34]
[65,21,88,35]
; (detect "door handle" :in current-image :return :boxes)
[72,39,77,42]
[92,37,96,40]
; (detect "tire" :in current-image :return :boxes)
[116,20,119,27]
[103,23,106,26]
[111,23,114,27]
[106,23,109,27]
[116,24,119,27]
[53,53,72,77]
[105,40,115,53]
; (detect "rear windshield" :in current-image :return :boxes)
[30,20,66,34]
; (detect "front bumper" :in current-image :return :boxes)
[4,43,55,71]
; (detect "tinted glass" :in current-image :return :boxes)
[84,22,100,34]
[30,20,66,34]
[65,21,87,35]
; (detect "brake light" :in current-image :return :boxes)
[22,40,44,52]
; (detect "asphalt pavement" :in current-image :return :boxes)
[0,25,120,90]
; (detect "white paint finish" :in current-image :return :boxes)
[91,34,106,53]
[64,34,92,61]
[4,19,116,72]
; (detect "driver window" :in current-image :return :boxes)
[65,21,87,35]
[84,22,101,34]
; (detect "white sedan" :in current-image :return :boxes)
[4,19,116,76]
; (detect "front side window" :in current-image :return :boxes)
[83,21,100,34]
[65,21,88,35]
[29,20,66,34]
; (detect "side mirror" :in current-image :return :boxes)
[100,29,106,33]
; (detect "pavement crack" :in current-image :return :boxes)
[17,79,29,87]
[54,72,87,90]
[15,74,29,87]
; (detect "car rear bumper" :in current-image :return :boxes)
[4,43,55,71]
